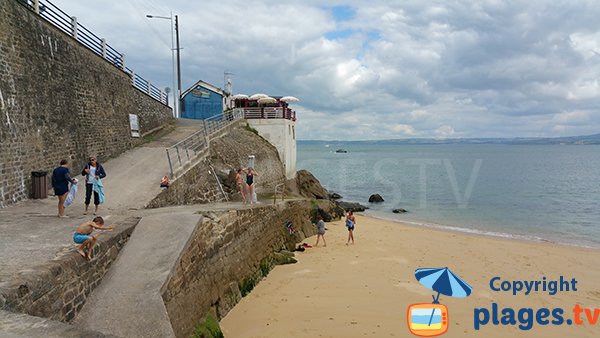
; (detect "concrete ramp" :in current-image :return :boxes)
[73,207,202,337]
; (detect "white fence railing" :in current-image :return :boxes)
[19,0,168,105]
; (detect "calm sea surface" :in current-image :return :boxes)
[297,143,600,247]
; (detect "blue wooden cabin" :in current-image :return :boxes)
[180,80,226,120]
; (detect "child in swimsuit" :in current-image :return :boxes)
[346,211,356,245]
[73,216,113,259]
[235,168,246,204]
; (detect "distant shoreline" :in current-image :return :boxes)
[298,134,600,145]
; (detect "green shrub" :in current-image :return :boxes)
[260,259,271,277]
[240,276,257,297]
[191,313,224,338]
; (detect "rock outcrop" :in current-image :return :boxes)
[368,194,385,203]
[329,192,343,200]
[337,201,369,212]
[393,208,408,213]
[296,170,329,199]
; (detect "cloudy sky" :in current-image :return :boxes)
[48,0,600,140]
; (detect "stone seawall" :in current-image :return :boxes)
[0,217,139,322]
[0,0,173,207]
[148,122,286,208]
[162,200,320,338]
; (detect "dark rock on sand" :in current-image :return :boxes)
[311,203,345,222]
[368,194,385,203]
[393,208,408,213]
[337,201,368,212]
[329,192,343,200]
[296,170,329,199]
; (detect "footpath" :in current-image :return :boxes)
[0,118,216,337]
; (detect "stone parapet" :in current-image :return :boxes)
[0,217,140,322]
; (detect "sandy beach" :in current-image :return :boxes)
[220,214,600,338]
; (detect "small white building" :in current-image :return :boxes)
[233,98,297,180]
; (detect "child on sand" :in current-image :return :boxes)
[314,216,326,247]
[73,216,113,259]
[345,211,355,245]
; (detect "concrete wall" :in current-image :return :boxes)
[0,0,174,207]
[161,200,318,338]
[247,119,297,180]
[0,217,140,322]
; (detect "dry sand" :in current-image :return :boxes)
[220,214,600,338]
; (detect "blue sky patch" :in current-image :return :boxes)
[331,5,356,21]
[325,28,357,40]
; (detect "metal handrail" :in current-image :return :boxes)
[20,0,167,105]
[165,110,244,177]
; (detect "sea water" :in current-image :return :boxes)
[297,143,600,247]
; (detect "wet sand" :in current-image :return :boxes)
[220,214,600,338]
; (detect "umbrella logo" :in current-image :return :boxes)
[407,267,473,337]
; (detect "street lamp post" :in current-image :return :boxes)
[146,13,181,118]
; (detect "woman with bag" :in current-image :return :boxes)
[81,156,106,215]
[52,159,76,218]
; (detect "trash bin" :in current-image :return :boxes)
[32,171,48,199]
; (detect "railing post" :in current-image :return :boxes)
[131,70,135,85]
[160,89,165,104]
[261,108,264,119]
[166,149,174,178]
[71,16,78,39]
[101,38,107,59]
[120,53,126,70]
[147,80,151,95]
[33,0,40,14]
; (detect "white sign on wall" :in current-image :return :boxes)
[129,114,140,137]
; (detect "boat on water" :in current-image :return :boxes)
[335,149,348,153]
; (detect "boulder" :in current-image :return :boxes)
[392,208,408,213]
[368,194,384,203]
[272,251,297,265]
[311,207,330,222]
[296,170,329,199]
[337,201,368,212]
[329,192,343,200]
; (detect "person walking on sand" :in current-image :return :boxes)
[73,216,113,259]
[235,168,247,204]
[315,215,327,247]
[345,210,356,245]
[81,156,106,215]
[52,159,76,218]
[246,167,257,206]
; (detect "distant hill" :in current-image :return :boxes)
[299,133,600,145]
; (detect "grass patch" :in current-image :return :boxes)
[244,123,259,135]
[259,259,272,277]
[239,276,257,297]
[191,313,224,338]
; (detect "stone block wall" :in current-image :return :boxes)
[0,217,139,322]
[162,200,320,338]
[147,123,286,208]
[0,0,173,207]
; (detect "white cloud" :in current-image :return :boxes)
[46,0,600,139]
